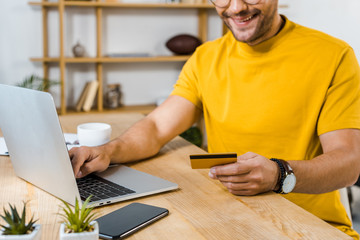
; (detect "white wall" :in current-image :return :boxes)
[0,0,359,108]
[0,1,43,85]
[279,0,360,60]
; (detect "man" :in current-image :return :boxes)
[70,0,360,238]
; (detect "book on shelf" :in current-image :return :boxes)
[82,80,99,112]
[75,82,91,112]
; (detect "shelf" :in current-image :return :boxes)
[28,1,215,8]
[29,0,218,115]
[30,55,190,63]
[65,104,157,115]
[29,1,289,8]
[30,57,60,63]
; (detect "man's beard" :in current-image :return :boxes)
[222,7,277,45]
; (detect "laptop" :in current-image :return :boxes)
[0,84,178,207]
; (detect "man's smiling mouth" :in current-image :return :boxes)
[238,14,255,23]
[232,13,259,24]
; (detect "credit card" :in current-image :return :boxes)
[189,153,237,169]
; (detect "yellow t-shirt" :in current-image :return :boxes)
[171,16,360,238]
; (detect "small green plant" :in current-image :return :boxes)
[180,126,203,147]
[0,201,38,235]
[16,74,59,91]
[58,196,97,233]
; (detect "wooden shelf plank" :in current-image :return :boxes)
[29,2,59,7]
[69,56,191,63]
[66,104,157,115]
[30,57,60,62]
[30,56,190,63]
[29,2,288,9]
[29,2,215,8]
[67,2,215,8]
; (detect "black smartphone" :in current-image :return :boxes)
[96,202,169,240]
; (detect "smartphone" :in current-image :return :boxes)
[96,202,169,240]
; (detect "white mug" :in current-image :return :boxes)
[77,123,112,147]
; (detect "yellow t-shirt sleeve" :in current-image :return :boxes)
[170,52,203,110]
[317,47,360,135]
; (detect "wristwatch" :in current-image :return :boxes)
[270,158,296,194]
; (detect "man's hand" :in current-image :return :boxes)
[208,152,279,195]
[69,145,111,178]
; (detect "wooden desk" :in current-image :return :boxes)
[0,113,351,239]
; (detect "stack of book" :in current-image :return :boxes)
[75,80,99,112]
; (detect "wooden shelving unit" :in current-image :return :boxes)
[28,0,216,115]
[30,55,191,63]
[29,1,288,115]
[29,1,214,8]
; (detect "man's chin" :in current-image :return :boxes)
[224,22,256,44]
[230,30,258,45]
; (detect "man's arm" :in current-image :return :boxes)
[290,128,360,194]
[70,95,201,178]
[209,128,360,195]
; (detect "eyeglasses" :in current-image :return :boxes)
[210,0,261,8]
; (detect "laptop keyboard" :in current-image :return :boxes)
[76,174,136,202]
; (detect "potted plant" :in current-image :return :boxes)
[0,202,41,240]
[180,126,203,148]
[58,196,98,240]
[16,74,59,92]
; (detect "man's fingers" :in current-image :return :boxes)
[210,153,259,177]
[210,162,251,176]
[220,181,249,191]
[216,175,247,183]
[220,181,260,195]
[238,151,257,161]
[228,189,256,196]
[209,152,276,196]
[69,146,91,178]
[78,161,98,178]
[208,171,217,179]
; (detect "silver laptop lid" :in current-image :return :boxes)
[0,84,178,207]
[0,84,80,205]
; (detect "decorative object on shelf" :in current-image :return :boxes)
[58,196,99,240]
[16,74,59,92]
[166,34,202,55]
[72,41,86,58]
[0,201,41,240]
[105,83,123,109]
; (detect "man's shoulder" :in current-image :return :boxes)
[289,20,350,51]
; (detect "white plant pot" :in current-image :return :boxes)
[59,221,99,240]
[0,224,41,240]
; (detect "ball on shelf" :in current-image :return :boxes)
[166,34,202,55]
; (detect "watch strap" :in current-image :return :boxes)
[270,158,285,193]
[279,159,294,175]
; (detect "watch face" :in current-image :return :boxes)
[282,174,296,194]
